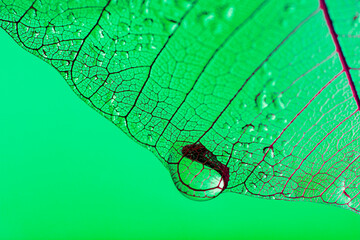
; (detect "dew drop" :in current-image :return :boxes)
[98,29,105,39]
[258,123,268,132]
[239,102,247,109]
[135,43,142,51]
[120,40,126,46]
[242,124,255,133]
[147,134,153,143]
[234,142,243,148]
[225,6,234,20]
[67,13,75,22]
[172,143,229,201]
[284,3,296,13]
[162,19,177,33]
[28,7,37,18]
[198,12,215,27]
[263,146,275,158]
[256,91,268,110]
[274,94,285,109]
[144,18,153,27]
[120,51,129,59]
[266,113,276,120]
[222,122,231,130]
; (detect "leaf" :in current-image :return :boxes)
[1,0,359,213]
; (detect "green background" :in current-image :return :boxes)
[0,28,359,240]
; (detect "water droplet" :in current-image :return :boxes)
[225,6,234,20]
[284,3,296,13]
[242,124,255,133]
[198,12,215,27]
[148,134,153,142]
[256,91,268,110]
[98,29,105,39]
[266,114,276,120]
[239,102,247,109]
[171,143,229,201]
[258,123,268,132]
[274,94,285,109]
[67,13,75,22]
[162,19,177,33]
[28,7,37,18]
[120,51,129,59]
[263,146,275,158]
[144,18,153,27]
[11,8,18,15]
[234,142,243,148]
[222,122,231,130]
[135,44,142,51]
[133,24,143,32]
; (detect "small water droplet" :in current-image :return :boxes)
[28,7,37,18]
[98,29,105,39]
[225,6,234,20]
[242,124,255,133]
[239,102,247,109]
[198,12,215,27]
[267,114,276,120]
[162,19,177,33]
[144,18,153,27]
[67,13,75,22]
[263,146,275,158]
[258,123,268,132]
[284,3,296,13]
[256,91,268,110]
[120,40,126,46]
[120,51,129,59]
[234,142,243,148]
[148,134,153,142]
[136,43,142,51]
[222,122,231,130]
[274,94,285,109]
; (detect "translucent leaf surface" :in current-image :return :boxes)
[1,0,359,213]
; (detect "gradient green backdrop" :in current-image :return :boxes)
[1,29,359,240]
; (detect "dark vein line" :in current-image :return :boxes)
[320,0,360,110]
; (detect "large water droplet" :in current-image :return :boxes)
[171,143,229,201]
